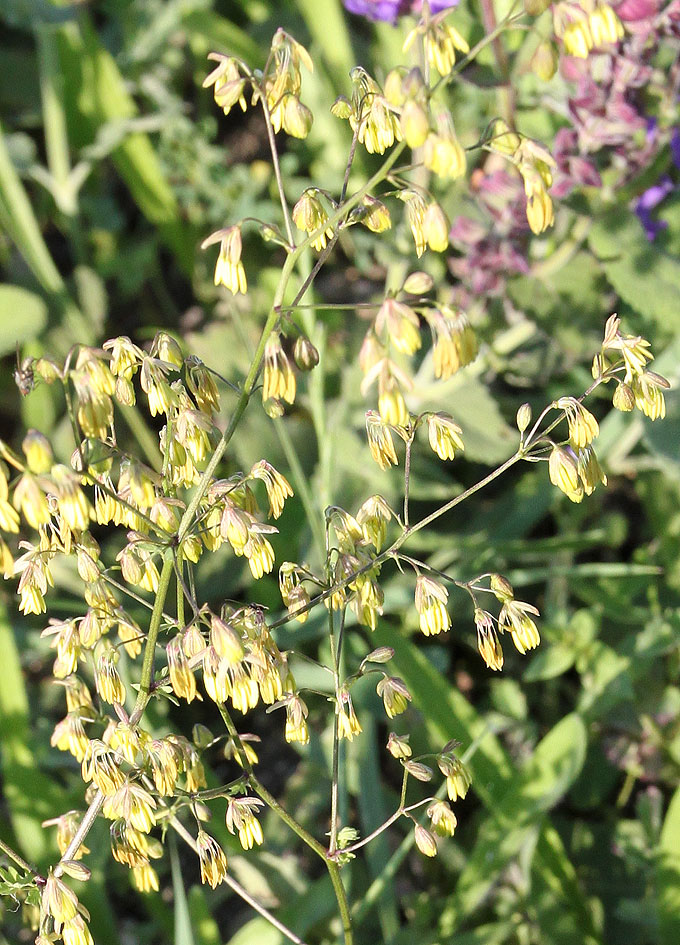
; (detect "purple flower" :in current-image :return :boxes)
[635,176,674,240]
[343,0,457,23]
[671,127,680,169]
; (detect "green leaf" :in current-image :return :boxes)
[170,837,196,945]
[446,714,587,927]
[371,631,600,942]
[0,285,47,354]
[350,712,399,941]
[409,371,517,465]
[656,788,680,944]
[0,605,50,864]
[56,19,193,269]
[226,918,284,945]
[589,210,680,330]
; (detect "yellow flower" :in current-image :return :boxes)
[387,732,412,759]
[245,533,276,579]
[438,754,472,801]
[427,413,464,460]
[377,369,409,428]
[203,54,247,116]
[210,613,244,666]
[356,494,392,551]
[202,226,247,295]
[555,397,599,449]
[82,740,126,796]
[63,917,95,945]
[196,830,228,889]
[250,460,294,518]
[22,429,52,474]
[474,609,504,671]
[43,871,79,929]
[226,797,265,850]
[399,190,427,258]
[285,695,310,745]
[348,68,402,155]
[376,297,422,356]
[103,780,157,833]
[365,411,399,470]
[132,862,160,893]
[428,800,457,837]
[498,599,541,654]
[549,446,583,503]
[404,11,469,77]
[422,113,466,180]
[577,446,607,496]
[562,17,593,58]
[414,575,451,636]
[263,333,296,404]
[376,676,412,718]
[292,189,335,250]
[589,5,624,47]
[337,691,362,741]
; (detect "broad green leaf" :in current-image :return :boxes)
[657,786,680,945]
[409,371,517,464]
[446,714,587,927]
[589,210,680,330]
[0,285,47,354]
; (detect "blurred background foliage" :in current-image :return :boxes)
[1,1,680,944]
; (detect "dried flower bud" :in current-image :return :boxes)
[404,760,433,782]
[363,646,394,664]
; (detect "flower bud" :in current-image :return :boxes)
[264,397,285,418]
[294,336,320,371]
[516,403,532,434]
[422,202,450,253]
[22,430,53,474]
[524,0,551,13]
[387,732,411,759]
[401,100,429,149]
[613,382,635,412]
[531,42,558,81]
[403,271,433,295]
[404,760,433,782]
[364,646,394,664]
[414,824,438,857]
[490,573,514,601]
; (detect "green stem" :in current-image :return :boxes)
[130,551,175,724]
[270,451,523,628]
[218,703,353,944]
[0,837,39,879]
[274,415,327,556]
